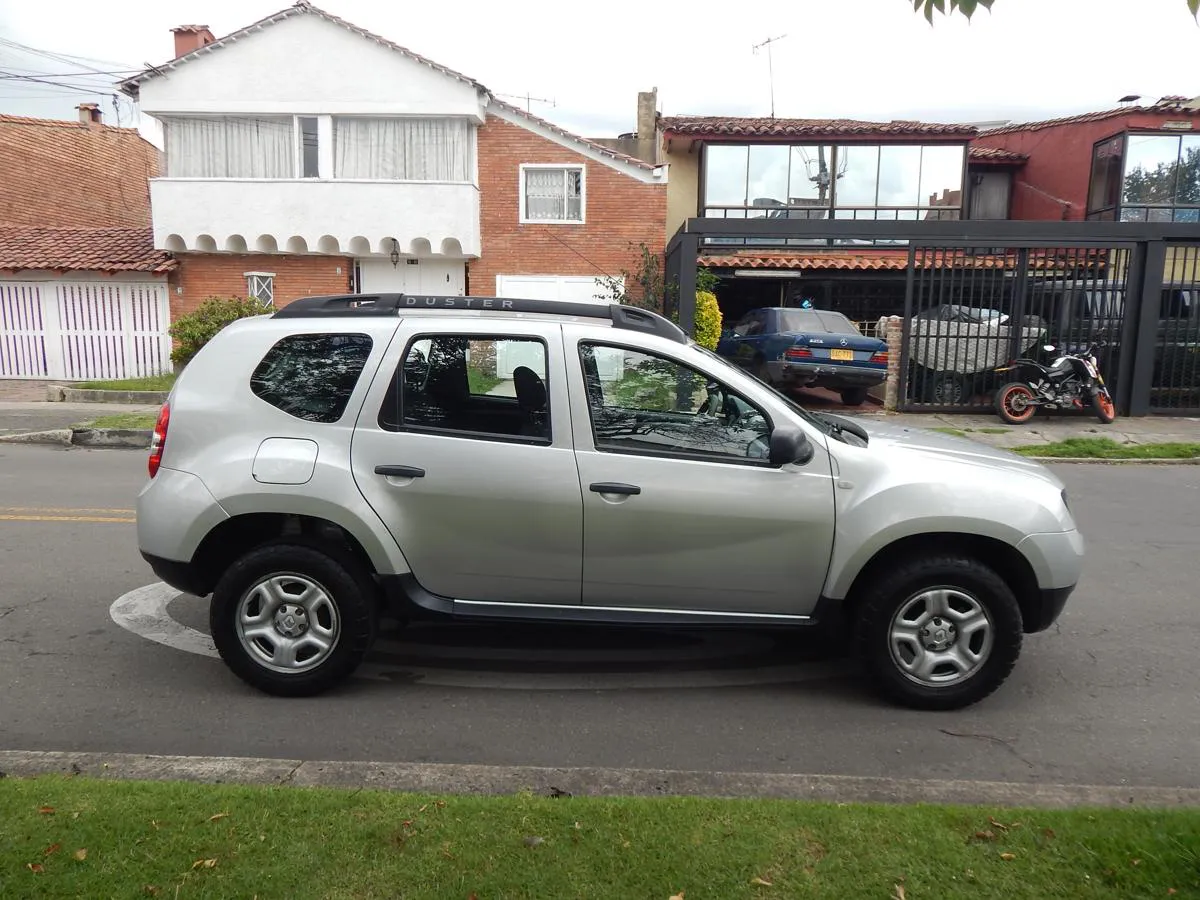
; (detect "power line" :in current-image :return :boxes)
[0,37,137,73]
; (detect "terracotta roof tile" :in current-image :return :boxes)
[0,226,175,274]
[488,100,657,171]
[701,250,1079,271]
[978,98,1200,137]
[661,116,977,138]
[0,114,160,231]
[968,146,1028,163]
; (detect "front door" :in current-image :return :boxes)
[350,322,582,604]
[566,335,837,617]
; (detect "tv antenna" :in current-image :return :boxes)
[496,91,556,113]
[752,34,787,118]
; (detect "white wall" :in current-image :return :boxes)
[151,179,481,257]
[138,13,484,119]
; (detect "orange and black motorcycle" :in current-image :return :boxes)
[993,341,1116,425]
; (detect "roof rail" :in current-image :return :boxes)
[272,293,687,344]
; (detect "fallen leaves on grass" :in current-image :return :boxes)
[750,875,773,886]
[37,806,54,814]
[191,858,218,870]
[892,885,907,900]
[142,886,161,897]
[73,848,88,861]
[27,863,44,874]
[523,835,544,848]
[1000,852,1017,861]
[668,892,685,900]
[973,829,997,842]
[208,812,229,822]
[44,842,61,856]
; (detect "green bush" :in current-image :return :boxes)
[693,290,723,350]
[168,295,274,364]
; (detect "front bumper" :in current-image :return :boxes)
[1026,585,1075,633]
[1016,528,1085,633]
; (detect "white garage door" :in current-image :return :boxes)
[495,275,617,304]
[495,275,624,380]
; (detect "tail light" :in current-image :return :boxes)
[870,350,889,364]
[784,346,813,360]
[148,402,170,478]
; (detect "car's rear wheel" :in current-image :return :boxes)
[210,542,378,696]
[854,555,1022,710]
[840,386,869,406]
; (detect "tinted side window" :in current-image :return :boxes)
[250,333,373,423]
[378,334,550,441]
[579,343,771,463]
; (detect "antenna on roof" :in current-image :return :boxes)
[752,34,787,119]
[497,91,556,113]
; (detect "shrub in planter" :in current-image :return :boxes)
[693,290,723,350]
[169,295,275,365]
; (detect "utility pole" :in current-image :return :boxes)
[752,34,787,119]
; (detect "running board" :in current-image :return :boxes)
[381,575,818,628]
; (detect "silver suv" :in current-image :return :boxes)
[137,294,1084,709]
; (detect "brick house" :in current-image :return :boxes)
[970,96,1200,224]
[116,1,667,319]
[0,108,175,381]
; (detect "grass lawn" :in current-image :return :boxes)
[1015,437,1200,459]
[74,374,176,392]
[72,412,158,430]
[2,776,1198,899]
[931,426,1012,438]
[467,367,504,395]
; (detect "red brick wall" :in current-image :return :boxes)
[472,115,666,297]
[971,111,1199,221]
[171,253,351,319]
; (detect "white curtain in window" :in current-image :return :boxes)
[525,169,566,220]
[333,117,473,180]
[163,116,293,178]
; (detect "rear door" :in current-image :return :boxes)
[350,319,583,605]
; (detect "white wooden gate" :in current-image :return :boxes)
[0,279,171,381]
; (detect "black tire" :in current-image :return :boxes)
[853,555,1023,710]
[927,372,966,406]
[994,382,1037,425]
[1092,389,1116,424]
[840,386,869,406]
[210,541,379,697]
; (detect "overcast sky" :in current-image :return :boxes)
[1,0,1197,142]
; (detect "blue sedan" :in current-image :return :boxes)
[716,307,889,406]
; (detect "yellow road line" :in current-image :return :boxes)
[0,514,135,523]
[0,506,135,514]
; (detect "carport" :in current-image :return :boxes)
[665,218,1200,416]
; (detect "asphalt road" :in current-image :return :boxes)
[1,442,1198,789]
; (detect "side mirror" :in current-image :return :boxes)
[769,428,814,466]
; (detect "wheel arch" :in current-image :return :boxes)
[836,531,1041,633]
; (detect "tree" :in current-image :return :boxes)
[1123,147,1200,207]
[911,0,1199,22]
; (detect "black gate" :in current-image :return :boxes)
[901,244,1132,413]
[1148,244,1200,414]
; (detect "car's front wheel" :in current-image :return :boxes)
[210,542,378,696]
[840,386,869,406]
[854,555,1022,710]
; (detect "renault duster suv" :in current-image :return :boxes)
[137,294,1084,709]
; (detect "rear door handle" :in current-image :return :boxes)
[375,465,425,478]
[589,482,640,496]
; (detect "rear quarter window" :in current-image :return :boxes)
[250,333,373,423]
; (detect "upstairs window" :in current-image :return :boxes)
[298,117,320,178]
[163,116,294,178]
[333,117,475,181]
[521,165,584,223]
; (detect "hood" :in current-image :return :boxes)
[850,418,1065,489]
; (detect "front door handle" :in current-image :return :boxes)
[375,465,426,478]
[589,482,641,496]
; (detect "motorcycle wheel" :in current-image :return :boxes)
[995,382,1037,425]
[1092,389,1116,424]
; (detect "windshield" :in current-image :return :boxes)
[778,309,861,335]
[693,344,834,435]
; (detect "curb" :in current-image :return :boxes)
[2,750,1199,809]
[1023,456,1200,465]
[48,387,169,405]
[0,428,150,449]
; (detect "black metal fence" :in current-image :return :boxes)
[666,219,1200,416]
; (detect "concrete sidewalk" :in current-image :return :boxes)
[0,401,159,437]
[856,410,1200,450]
